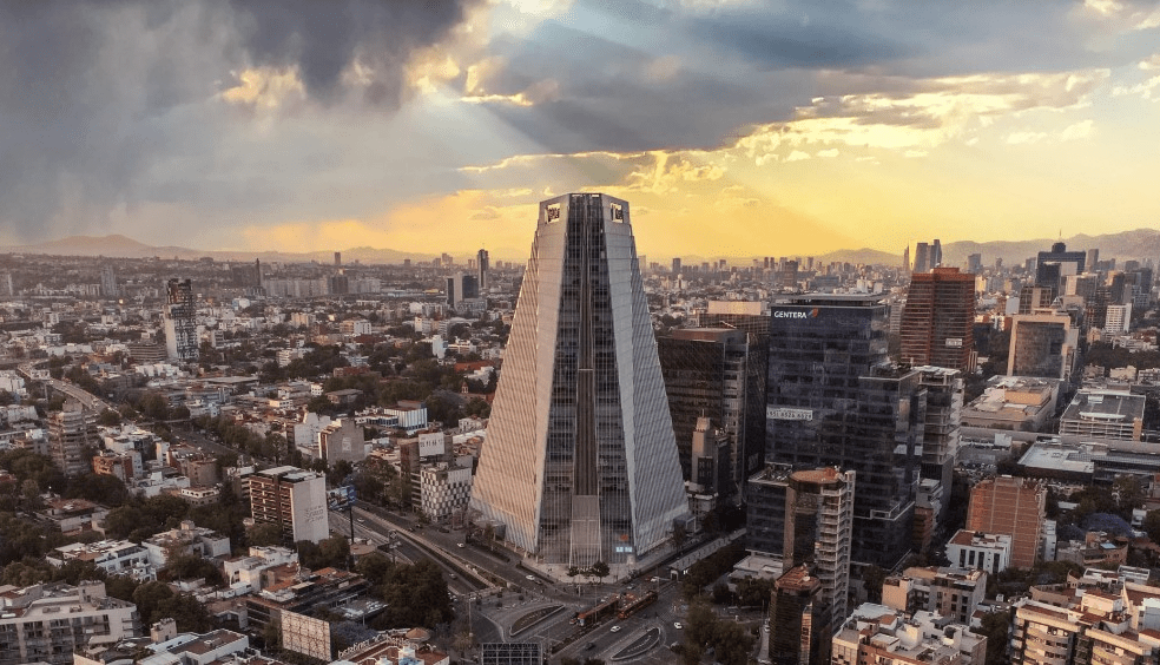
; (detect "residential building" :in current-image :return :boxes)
[882,566,987,626]
[945,529,1012,575]
[163,278,198,363]
[470,193,690,576]
[900,268,977,371]
[965,476,1046,569]
[49,399,97,476]
[916,367,963,526]
[767,565,827,665]
[245,466,328,545]
[46,540,154,581]
[142,520,231,568]
[318,418,367,464]
[0,581,139,665]
[832,603,987,665]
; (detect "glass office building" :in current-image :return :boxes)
[765,294,925,569]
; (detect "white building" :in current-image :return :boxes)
[1105,303,1132,334]
[142,520,231,568]
[420,463,473,523]
[47,540,155,581]
[246,466,328,545]
[946,529,1012,575]
[0,581,139,664]
[223,546,299,594]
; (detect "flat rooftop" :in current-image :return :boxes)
[1062,390,1145,423]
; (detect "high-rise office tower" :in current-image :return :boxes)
[446,273,479,308]
[766,294,925,569]
[900,267,977,371]
[49,399,97,476]
[931,239,942,269]
[967,253,983,274]
[902,246,910,272]
[100,264,118,298]
[469,193,689,574]
[334,251,342,266]
[1035,241,1086,296]
[913,242,930,273]
[672,257,682,274]
[477,248,490,290]
[163,278,198,363]
[658,328,766,505]
[966,476,1045,569]
[245,466,329,545]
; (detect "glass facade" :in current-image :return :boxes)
[470,193,688,572]
[765,294,924,569]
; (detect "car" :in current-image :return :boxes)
[457,543,466,548]
[610,625,622,633]
[674,622,683,630]
[357,518,366,523]
[526,574,536,581]
[584,642,596,651]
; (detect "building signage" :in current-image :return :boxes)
[767,407,814,421]
[772,308,820,319]
[945,338,963,348]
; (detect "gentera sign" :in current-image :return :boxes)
[772,308,819,319]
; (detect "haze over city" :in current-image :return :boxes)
[3,0,1160,258]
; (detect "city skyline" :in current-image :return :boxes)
[2,1,1159,258]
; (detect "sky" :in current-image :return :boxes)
[2,0,1159,261]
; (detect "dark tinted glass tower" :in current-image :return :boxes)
[470,193,689,575]
[658,328,766,505]
[765,294,925,569]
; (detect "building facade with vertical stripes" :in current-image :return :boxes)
[469,193,689,574]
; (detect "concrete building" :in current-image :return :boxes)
[420,462,473,524]
[965,476,1046,569]
[49,399,97,476]
[900,267,977,371]
[1058,389,1145,444]
[0,581,139,665]
[470,194,690,576]
[1008,312,1079,383]
[222,546,299,594]
[832,603,986,665]
[246,466,329,545]
[945,529,1012,575]
[1010,576,1160,665]
[916,367,963,525]
[47,540,154,581]
[768,565,828,665]
[318,418,367,464]
[961,376,1059,431]
[142,520,231,568]
[882,566,987,626]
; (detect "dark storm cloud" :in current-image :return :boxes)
[467,0,1155,157]
[0,0,475,241]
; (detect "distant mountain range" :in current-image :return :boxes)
[2,229,1158,267]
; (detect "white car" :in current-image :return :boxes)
[674,622,683,630]
[610,625,622,633]
[526,574,536,581]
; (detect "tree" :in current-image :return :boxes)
[1144,509,1160,544]
[861,565,887,604]
[589,561,610,585]
[97,409,122,426]
[248,522,284,548]
[980,609,1011,665]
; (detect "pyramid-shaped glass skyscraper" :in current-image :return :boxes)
[469,193,689,573]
